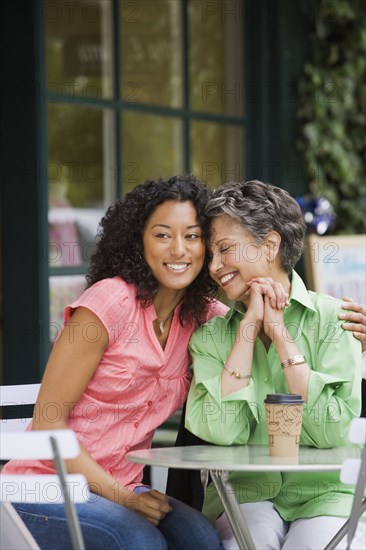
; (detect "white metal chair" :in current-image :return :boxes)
[1,501,40,549]
[0,383,40,432]
[1,384,89,550]
[324,417,366,549]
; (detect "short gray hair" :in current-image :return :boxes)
[206,180,306,273]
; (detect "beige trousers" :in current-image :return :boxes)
[215,500,366,550]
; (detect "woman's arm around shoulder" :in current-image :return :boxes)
[339,296,366,354]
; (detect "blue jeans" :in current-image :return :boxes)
[13,489,222,550]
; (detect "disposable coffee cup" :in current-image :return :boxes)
[264,394,304,457]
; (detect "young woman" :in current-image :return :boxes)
[3,175,226,549]
[185,180,365,549]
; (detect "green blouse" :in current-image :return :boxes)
[186,271,362,523]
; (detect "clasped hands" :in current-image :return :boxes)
[242,279,366,353]
[243,277,289,340]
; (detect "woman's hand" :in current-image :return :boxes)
[339,297,366,353]
[245,278,288,337]
[123,490,172,525]
[244,281,265,325]
[246,277,288,309]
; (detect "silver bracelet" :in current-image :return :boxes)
[223,362,251,380]
[281,354,306,369]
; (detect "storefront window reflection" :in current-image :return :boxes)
[45,0,245,341]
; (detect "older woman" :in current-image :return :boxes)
[185,180,364,549]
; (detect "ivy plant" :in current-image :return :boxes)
[297,0,366,234]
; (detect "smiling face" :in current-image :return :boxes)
[209,215,269,302]
[142,200,205,293]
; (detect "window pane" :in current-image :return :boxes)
[45,0,113,99]
[49,275,86,341]
[120,0,183,107]
[48,104,106,267]
[122,112,183,194]
[191,121,245,187]
[188,0,244,116]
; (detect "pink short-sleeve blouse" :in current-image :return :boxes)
[3,277,228,490]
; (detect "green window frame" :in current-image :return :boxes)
[45,0,247,339]
[1,0,309,383]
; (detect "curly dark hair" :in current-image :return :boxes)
[86,175,218,325]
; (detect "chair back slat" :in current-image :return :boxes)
[1,418,33,432]
[0,430,80,460]
[0,384,41,405]
[1,383,40,434]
